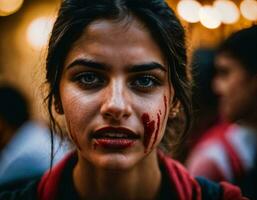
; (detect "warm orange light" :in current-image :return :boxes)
[177,0,202,23]
[240,0,257,21]
[26,17,54,50]
[199,5,221,29]
[214,0,240,24]
[0,0,23,16]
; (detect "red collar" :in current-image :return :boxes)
[158,151,201,200]
[37,151,75,200]
[37,151,201,200]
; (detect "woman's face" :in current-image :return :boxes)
[213,54,257,122]
[59,18,174,170]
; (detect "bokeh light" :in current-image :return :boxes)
[199,5,221,29]
[0,0,23,16]
[26,17,54,50]
[177,0,202,23]
[214,0,240,24]
[240,0,257,21]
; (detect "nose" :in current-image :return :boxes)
[100,79,132,121]
[212,76,223,96]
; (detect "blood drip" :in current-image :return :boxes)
[150,113,160,149]
[141,113,155,153]
[164,95,167,118]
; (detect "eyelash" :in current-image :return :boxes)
[73,72,161,90]
[130,75,161,89]
[73,72,105,89]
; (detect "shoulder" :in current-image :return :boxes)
[158,151,202,199]
[220,181,248,200]
[158,152,247,200]
[196,177,248,200]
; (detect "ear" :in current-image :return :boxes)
[169,99,180,118]
[54,97,64,115]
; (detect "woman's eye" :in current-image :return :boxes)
[74,72,104,88]
[131,75,160,89]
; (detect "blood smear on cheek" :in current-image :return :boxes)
[141,113,155,153]
[150,113,160,149]
[164,95,167,118]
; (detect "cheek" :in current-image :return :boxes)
[141,94,170,153]
[60,86,99,139]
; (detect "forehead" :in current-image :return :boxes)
[215,53,243,69]
[64,18,166,68]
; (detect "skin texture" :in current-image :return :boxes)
[213,54,257,126]
[59,18,174,199]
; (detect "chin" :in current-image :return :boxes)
[85,151,142,171]
[222,111,241,123]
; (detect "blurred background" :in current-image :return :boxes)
[0,0,256,120]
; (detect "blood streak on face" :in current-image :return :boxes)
[164,95,168,118]
[150,113,161,149]
[141,113,155,153]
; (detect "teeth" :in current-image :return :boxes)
[93,129,139,140]
[94,132,134,139]
[105,133,128,138]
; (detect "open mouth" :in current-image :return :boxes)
[92,127,139,139]
[92,127,139,149]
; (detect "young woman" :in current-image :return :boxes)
[0,0,246,199]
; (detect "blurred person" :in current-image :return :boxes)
[179,48,220,162]
[186,25,257,199]
[0,84,68,188]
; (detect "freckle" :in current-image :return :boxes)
[141,113,155,153]
[159,110,162,115]
[150,113,161,149]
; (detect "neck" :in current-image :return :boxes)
[73,150,161,200]
[238,110,257,131]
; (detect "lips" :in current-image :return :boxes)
[92,127,139,149]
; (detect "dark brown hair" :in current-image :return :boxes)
[46,0,192,157]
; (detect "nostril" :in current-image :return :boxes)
[103,112,113,119]
[101,103,131,121]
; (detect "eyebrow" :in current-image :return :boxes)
[66,59,108,71]
[66,58,167,72]
[128,62,167,73]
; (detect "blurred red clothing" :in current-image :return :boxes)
[186,122,257,183]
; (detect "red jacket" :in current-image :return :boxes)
[37,151,247,200]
